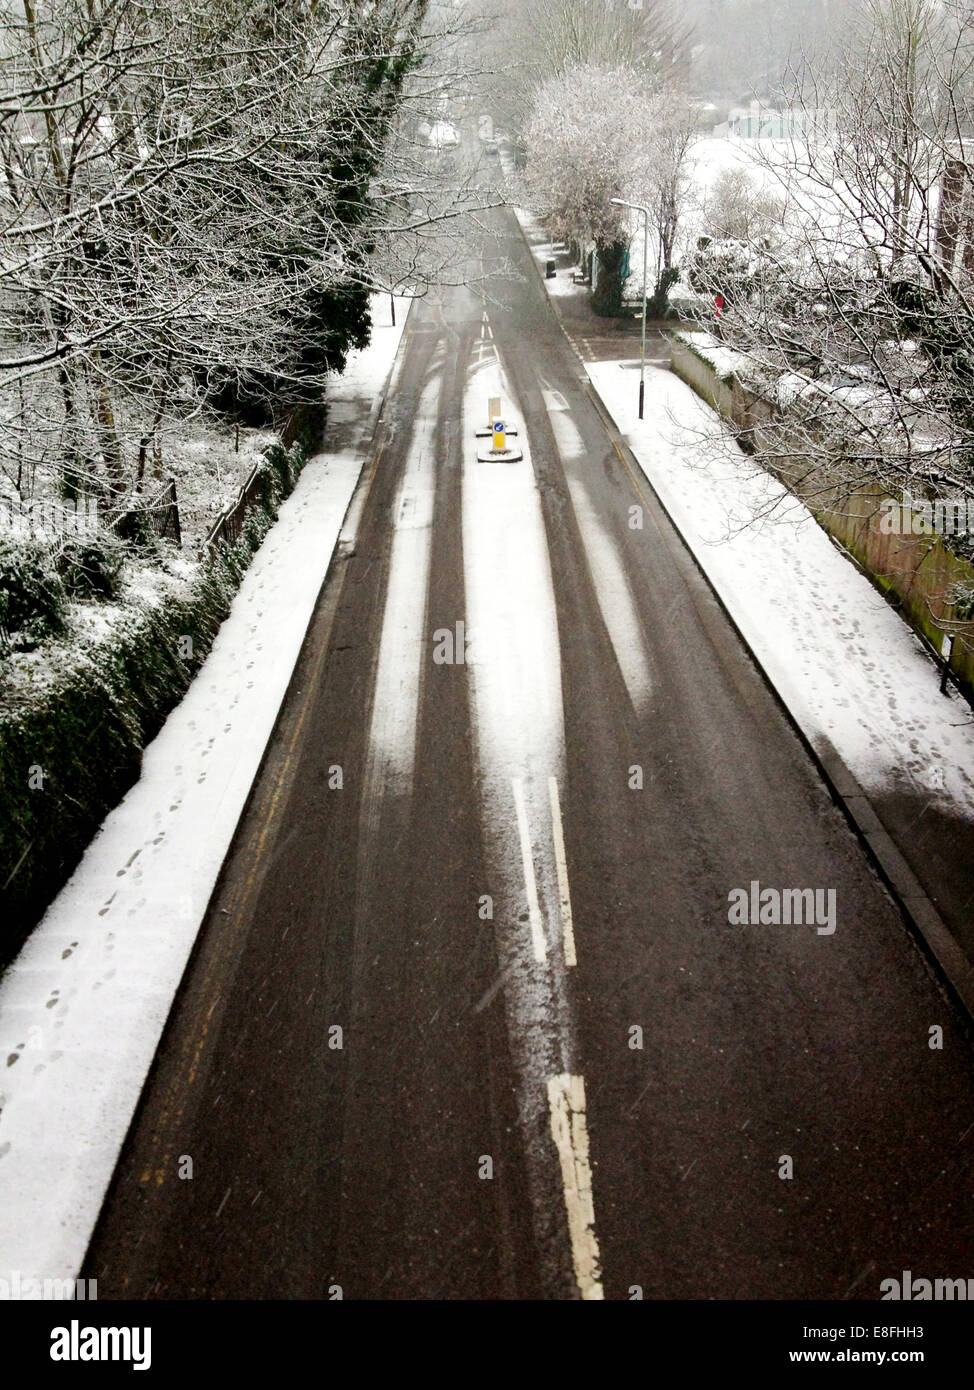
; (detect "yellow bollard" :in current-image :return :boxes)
[492,419,505,451]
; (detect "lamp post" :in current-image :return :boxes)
[611,197,650,420]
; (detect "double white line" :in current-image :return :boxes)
[511,775,577,967]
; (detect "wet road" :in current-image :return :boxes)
[83,205,974,1301]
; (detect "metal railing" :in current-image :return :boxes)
[202,462,263,554]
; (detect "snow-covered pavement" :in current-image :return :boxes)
[587,362,974,823]
[0,297,410,1288]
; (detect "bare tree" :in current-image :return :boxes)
[698,166,786,243]
[689,0,974,565]
[0,0,458,519]
[485,0,690,142]
[629,94,699,301]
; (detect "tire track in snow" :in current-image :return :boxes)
[362,365,442,801]
[353,357,444,953]
[541,383,654,714]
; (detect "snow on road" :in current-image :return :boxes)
[586,360,974,824]
[462,336,602,1299]
[364,364,441,792]
[0,297,410,1287]
[541,383,654,713]
[464,339,561,759]
[462,345,567,964]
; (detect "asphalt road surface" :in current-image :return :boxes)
[83,202,974,1301]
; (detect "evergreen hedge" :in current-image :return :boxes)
[0,440,308,968]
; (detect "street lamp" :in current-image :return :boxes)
[611,197,650,420]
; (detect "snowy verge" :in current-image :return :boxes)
[585,361,974,827]
[671,328,759,388]
[587,359,974,1006]
[0,298,409,1287]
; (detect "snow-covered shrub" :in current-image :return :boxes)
[113,508,162,553]
[59,534,125,602]
[0,539,67,651]
[646,266,681,320]
[0,439,310,960]
[950,583,974,620]
[667,277,712,322]
[687,237,764,305]
[257,442,298,511]
[0,564,229,961]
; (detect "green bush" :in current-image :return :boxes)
[58,533,125,601]
[647,266,681,320]
[0,537,66,649]
[0,440,309,965]
[592,240,630,318]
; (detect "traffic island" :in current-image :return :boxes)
[475,410,523,462]
[475,426,522,462]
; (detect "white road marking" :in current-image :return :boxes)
[542,387,570,412]
[466,345,596,1298]
[512,777,547,963]
[547,1073,604,1300]
[547,777,576,967]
